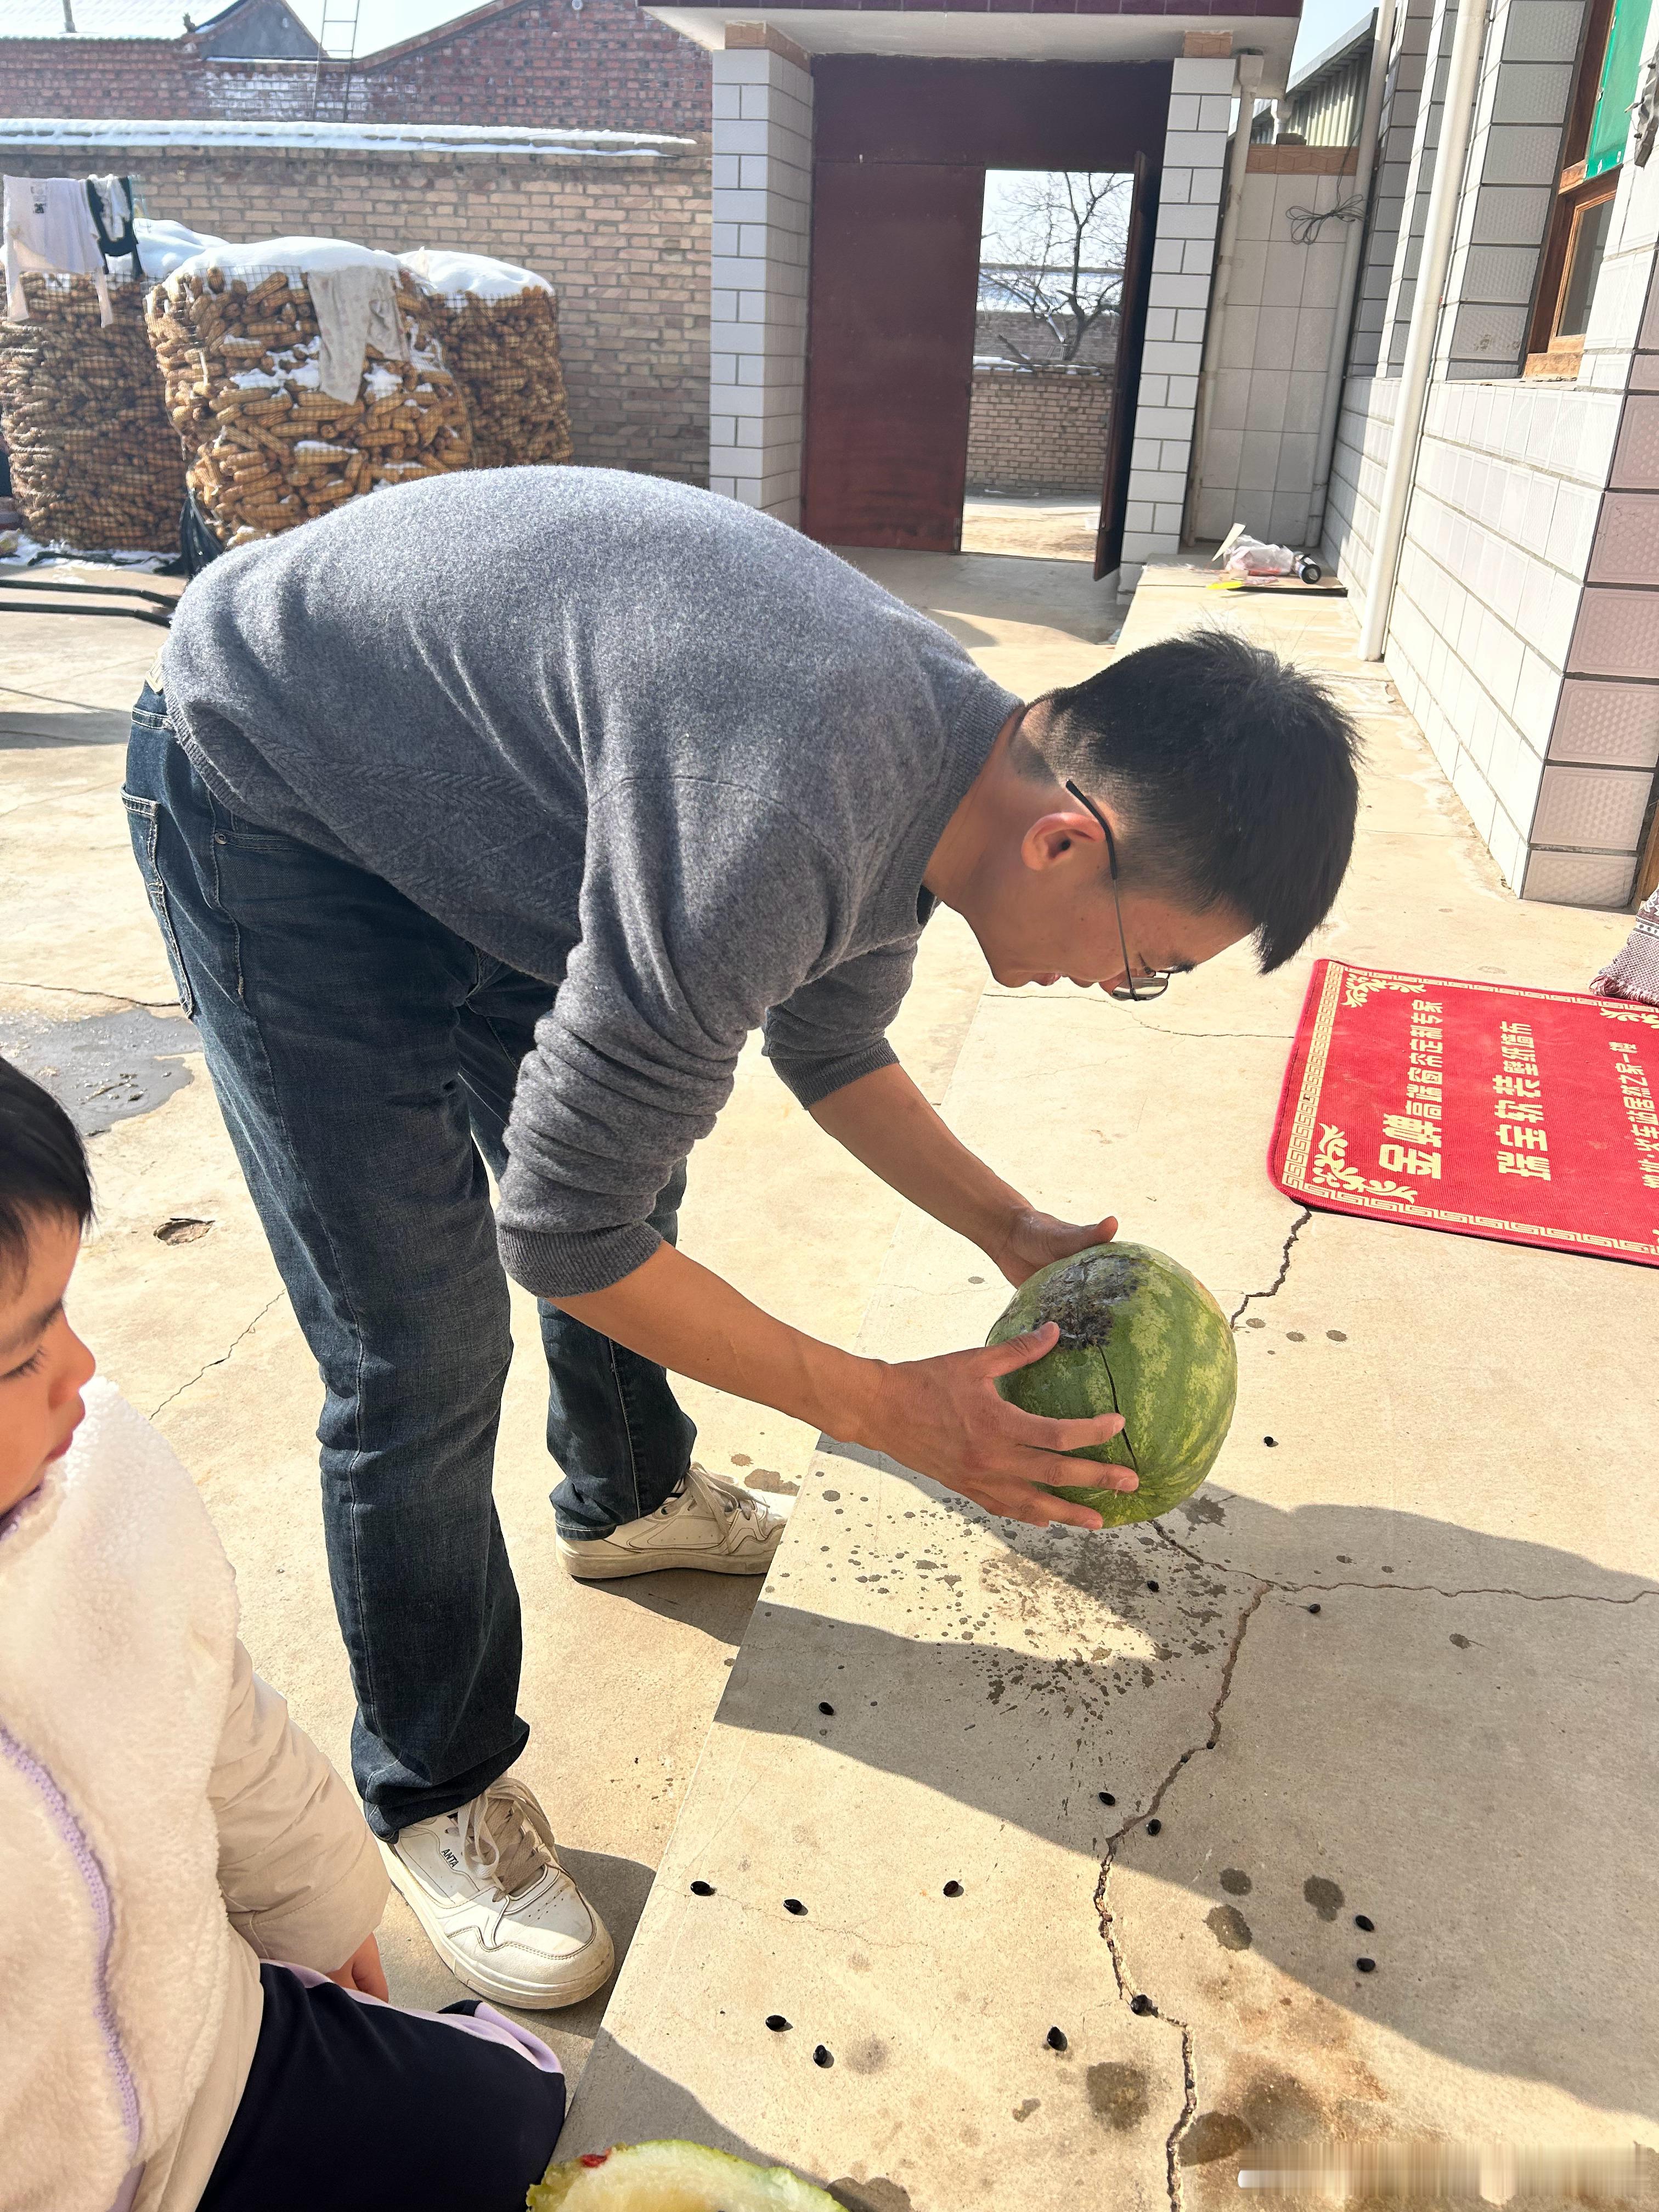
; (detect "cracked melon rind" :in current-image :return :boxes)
[988,1240,1236,1527]
[529,2140,842,2210]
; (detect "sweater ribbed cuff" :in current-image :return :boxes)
[496,1218,664,1301]
[766,1039,899,1113]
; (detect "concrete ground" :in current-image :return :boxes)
[6,551,1656,2199]
[961,494,1102,565]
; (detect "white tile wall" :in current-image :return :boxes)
[1115,54,1238,589]
[708,45,814,526]
[1189,165,1358,552]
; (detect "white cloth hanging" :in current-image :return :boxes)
[3,174,111,324]
[307,263,407,402]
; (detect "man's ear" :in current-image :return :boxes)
[1022,804,1108,873]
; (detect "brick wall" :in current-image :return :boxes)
[1,0,710,134]
[966,364,1111,495]
[0,128,710,482]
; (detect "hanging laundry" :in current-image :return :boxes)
[87,174,143,279]
[308,263,408,402]
[3,174,112,324]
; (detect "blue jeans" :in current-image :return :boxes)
[124,693,695,1836]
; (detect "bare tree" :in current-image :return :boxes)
[978,171,1131,366]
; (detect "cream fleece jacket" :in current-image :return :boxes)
[0,1379,389,2212]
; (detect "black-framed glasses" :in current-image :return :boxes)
[1063,779,1174,1002]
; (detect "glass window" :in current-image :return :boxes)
[1556,191,1617,336]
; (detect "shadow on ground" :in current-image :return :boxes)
[714,1493,1657,2130]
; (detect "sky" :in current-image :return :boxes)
[1288,0,1374,77]
[293,0,1370,79]
[285,0,480,56]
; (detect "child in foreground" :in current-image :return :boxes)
[0,1057,568,2212]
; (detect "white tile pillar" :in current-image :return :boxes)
[1118,49,1240,592]
[709,26,814,526]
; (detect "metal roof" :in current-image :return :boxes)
[1285,10,1375,98]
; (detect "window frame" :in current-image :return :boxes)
[1523,0,1622,379]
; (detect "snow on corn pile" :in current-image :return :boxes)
[134,219,229,281]
[402,247,572,473]
[0,271,183,556]
[145,235,472,549]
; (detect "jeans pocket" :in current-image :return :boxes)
[121,789,197,1020]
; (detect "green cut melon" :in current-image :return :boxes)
[529,2140,842,2211]
[988,1241,1236,1526]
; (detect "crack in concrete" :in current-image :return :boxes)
[1127,1022,1295,1041]
[1092,1583,1268,2212]
[1152,1534,1659,1610]
[1295,1576,1659,1606]
[149,1293,284,1419]
[1228,1207,1312,1327]
[0,977,180,1012]
[1090,1567,1653,2203]
[980,990,1294,1043]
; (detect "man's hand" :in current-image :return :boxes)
[988,1205,1120,1288]
[325,1933,389,2001]
[857,1320,1135,1529]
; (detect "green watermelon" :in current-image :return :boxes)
[988,1241,1236,1526]
[529,2141,840,2210]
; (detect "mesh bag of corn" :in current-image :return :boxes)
[0,270,182,555]
[401,247,572,472]
[144,235,472,550]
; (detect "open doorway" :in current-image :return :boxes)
[962,171,1130,562]
[799,58,1170,556]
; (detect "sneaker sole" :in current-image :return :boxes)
[557,1539,782,1582]
[381,1843,616,2010]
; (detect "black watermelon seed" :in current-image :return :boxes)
[1263,1436,1278,1447]
[1130,1994,1154,2016]
[813,2045,834,2068]
[1045,2026,1068,2051]
[1355,1914,1375,1932]
[1146,1818,1162,1836]
[1099,1791,1116,1806]
[690,1880,715,1897]
[818,1702,835,1716]
[1307,1603,1322,1615]
[766,2015,791,2032]
[1146,1578,1160,1592]
[1356,1957,1376,1974]
[784,1898,807,1916]
[943,1881,964,1898]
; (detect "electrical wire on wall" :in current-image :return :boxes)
[1284,193,1368,244]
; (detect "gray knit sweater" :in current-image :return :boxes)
[162,470,1017,1297]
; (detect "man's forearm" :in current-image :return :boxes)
[555,1242,880,1443]
[806,1061,1025,1256]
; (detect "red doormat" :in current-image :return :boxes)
[1270,960,1659,1267]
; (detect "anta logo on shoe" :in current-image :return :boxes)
[441,1847,460,1869]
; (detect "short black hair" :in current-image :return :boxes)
[0,1057,93,1288]
[1027,628,1361,972]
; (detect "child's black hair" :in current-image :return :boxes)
[0,1057,93,1286]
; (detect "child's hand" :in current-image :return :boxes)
[326,1933,389,2001]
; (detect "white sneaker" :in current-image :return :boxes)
[382,1776,614,2010]
[556,1465,791,1582]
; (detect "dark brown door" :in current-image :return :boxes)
[802,161,985,551]
[1096,153,1161,580]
